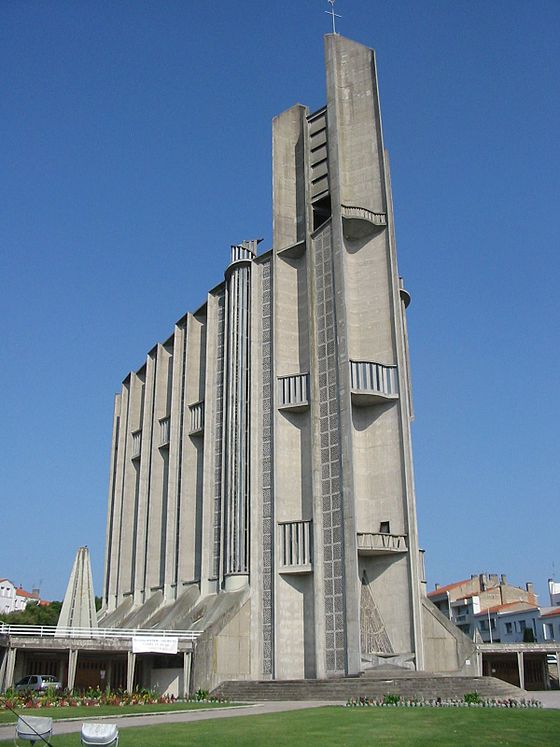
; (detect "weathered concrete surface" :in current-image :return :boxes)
[57,547,97,630]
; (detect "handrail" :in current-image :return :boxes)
[0,623,202,641]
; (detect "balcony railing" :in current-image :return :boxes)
[279,520,313,573]
[131,430,142,459]
[341,204,387,240]
[0,623,202,642]
[159,416,170,447]
[189,401,204,435]
[350,360,399,405]
[278,373,309,412]
[356,532,408,556]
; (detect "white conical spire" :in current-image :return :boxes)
[57,546,98,630]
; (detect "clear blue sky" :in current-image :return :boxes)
[1,1,558,603]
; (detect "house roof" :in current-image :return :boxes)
[541,607,560,618]
[428,579,471,597]
[15,588,37,599]
[474,601,537,617]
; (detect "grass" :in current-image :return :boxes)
[0,700,234,724]
[23,705,560,746]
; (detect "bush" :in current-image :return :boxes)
[464,692,481,704]
[383,694,401,705]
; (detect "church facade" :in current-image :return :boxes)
[101,34,472,690]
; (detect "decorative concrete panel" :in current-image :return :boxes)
[212,293,225,578]
[261,258,274,675]
[313,222,346,674]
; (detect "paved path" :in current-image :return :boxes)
[0,701,336,742]
[531,690,560,709]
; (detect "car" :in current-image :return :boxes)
[14,675,62,692]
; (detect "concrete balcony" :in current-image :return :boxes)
[159,416,170,448]
[278,373,309,412]
[350,360,399,406]
[341,204,386,240]
[131,430,142,460]
[279,520,313,574]
[399,277,411,308]
[189,401,204,435]
[357,532,408,556]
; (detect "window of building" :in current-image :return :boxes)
[505,622,513,634]
[544,623,554,640]
[379,521,390,534]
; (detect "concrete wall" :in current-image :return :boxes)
[191,598,251,693]
[150,667,183,698]
[422,597,477,675]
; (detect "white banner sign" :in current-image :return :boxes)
[132,636,179,654]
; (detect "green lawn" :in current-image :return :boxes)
[0,700,234,724]
[40,706,560,746]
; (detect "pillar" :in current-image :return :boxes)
[476,650,483,677]
[183,651,192,698]
[126,652,136,693]
[0,649,9,692]
[67,649,78,691]
[223,240,259,590]
[3,648,17,691]
[517,651,525,690]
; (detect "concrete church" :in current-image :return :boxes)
[100,34,472,691]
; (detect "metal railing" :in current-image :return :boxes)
[0,623,202,641]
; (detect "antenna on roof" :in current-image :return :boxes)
[325,0,341,35]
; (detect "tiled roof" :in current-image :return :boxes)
[428,579,471,597]
[15,588,37,598]
[541,607,560,618]
[474,601,537,617]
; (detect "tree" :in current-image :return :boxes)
[0,601,62,627]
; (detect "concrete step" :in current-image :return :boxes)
[214,676,524,702]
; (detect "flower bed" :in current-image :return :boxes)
[346,693,543,709]
[0,687,228,711]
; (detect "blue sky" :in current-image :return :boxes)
[1,1,558,603]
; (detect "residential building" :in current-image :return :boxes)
[0,580,42,615]
[549,579,560,606]
[428,574,537,639]
[476,603,560,645]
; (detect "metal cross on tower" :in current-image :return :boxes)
[325,0,341,34]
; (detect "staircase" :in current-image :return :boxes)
[214,671,524,702]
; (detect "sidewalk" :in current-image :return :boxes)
[532,690,560,709]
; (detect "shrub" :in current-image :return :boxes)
[383,694,401,705]
[464,692,481,704]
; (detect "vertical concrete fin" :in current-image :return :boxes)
[273,104,308,252]
[324,34,385,215]
[57,546,98,630]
